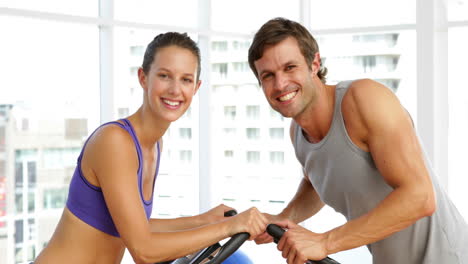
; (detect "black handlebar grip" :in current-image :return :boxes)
[224,209,238,217]
[205,232,250,264]
[266,224,285,243]
[266,224,341,264]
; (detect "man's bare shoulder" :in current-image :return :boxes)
[342,79,407,133]
[343,79,397,112]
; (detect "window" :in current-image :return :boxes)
[27,161,36,189]
[14,220,23,244]
[269,128,284,140]
[130,45,145,56]
[232,40,251,50]
[179,150,192,163]
[43,188,68,210]
[183,107,192,119]
[270,108,284,121]
[319,31,417,118]
[246,128,260,140]
[15,162,23,188]
[233,62,249,72]
[15,194,22,214]
[246,151,260,164]
[224,106,236,120]
[212,0,300,33]
[179,128,192,140]
[0,127,5,151]
[1,0,98,16]
[448,26,468,218]
[118,107,130,118]
[43,148,81,169]
[449,0,468,21]
[27,191,35,213]
[212,41,228,52]
[21,119,29,131]
[224,150,234,159]
[212,63,228,78]
[223,128,236,136]
[309,0,415,29]
[270,151,285,164]
[1,1,465,263]
[115,0,198,27]
[246,105,260,120]
[0,15,99,263]
[129,66,139,76]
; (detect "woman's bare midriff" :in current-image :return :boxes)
[34,208,126,264]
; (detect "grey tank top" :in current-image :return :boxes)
[292,80,468,264]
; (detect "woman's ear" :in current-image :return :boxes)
[138,68,147,91]
[194,80,202,95]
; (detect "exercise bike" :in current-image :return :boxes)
[159,210,341,264]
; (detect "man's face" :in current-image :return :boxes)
[253,37,318,119]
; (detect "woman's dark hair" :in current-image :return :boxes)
[248,17,327,84]
[142,32,201,81]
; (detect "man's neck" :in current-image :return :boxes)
[295,83,336,143]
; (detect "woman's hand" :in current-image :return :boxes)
[225,207,268,240]
[254,213,287,244]
[198,204,235,225]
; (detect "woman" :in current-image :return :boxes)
[35,32,267,264]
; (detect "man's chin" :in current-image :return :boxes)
[277,111,294,118]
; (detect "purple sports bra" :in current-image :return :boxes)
[66,119,160,237]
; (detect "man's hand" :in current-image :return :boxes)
[254,213,288,244]
[275,220,329,264]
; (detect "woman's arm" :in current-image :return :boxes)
[148,204,235,232]
[87,126,267,263]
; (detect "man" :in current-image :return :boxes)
[248,17,468,264]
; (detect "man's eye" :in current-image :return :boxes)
[262,73,272,80]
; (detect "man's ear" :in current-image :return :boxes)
[138,68,147,91]
[312,52,321,75]
[194,80,202,95]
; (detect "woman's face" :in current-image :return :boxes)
[139,45,201,122]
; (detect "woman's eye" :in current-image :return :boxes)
[183,78,193,83]
[158,73,168,79]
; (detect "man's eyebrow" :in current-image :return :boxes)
[258,69,272,77]
[258,60,299,77]
[284,59,299,66]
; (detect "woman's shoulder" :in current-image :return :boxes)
[85,122,136,163]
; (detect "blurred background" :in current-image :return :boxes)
[0,0,467,263]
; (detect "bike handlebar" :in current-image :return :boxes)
[266,224,341,264]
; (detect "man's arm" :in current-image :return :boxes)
[275,79,435,262]
[279,173,325,224]
[280,121,325,223]
[255,122,324,245]
[322,79,435,253]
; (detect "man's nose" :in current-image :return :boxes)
[274,73,288,91]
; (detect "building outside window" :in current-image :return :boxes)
[1,1,467,264]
